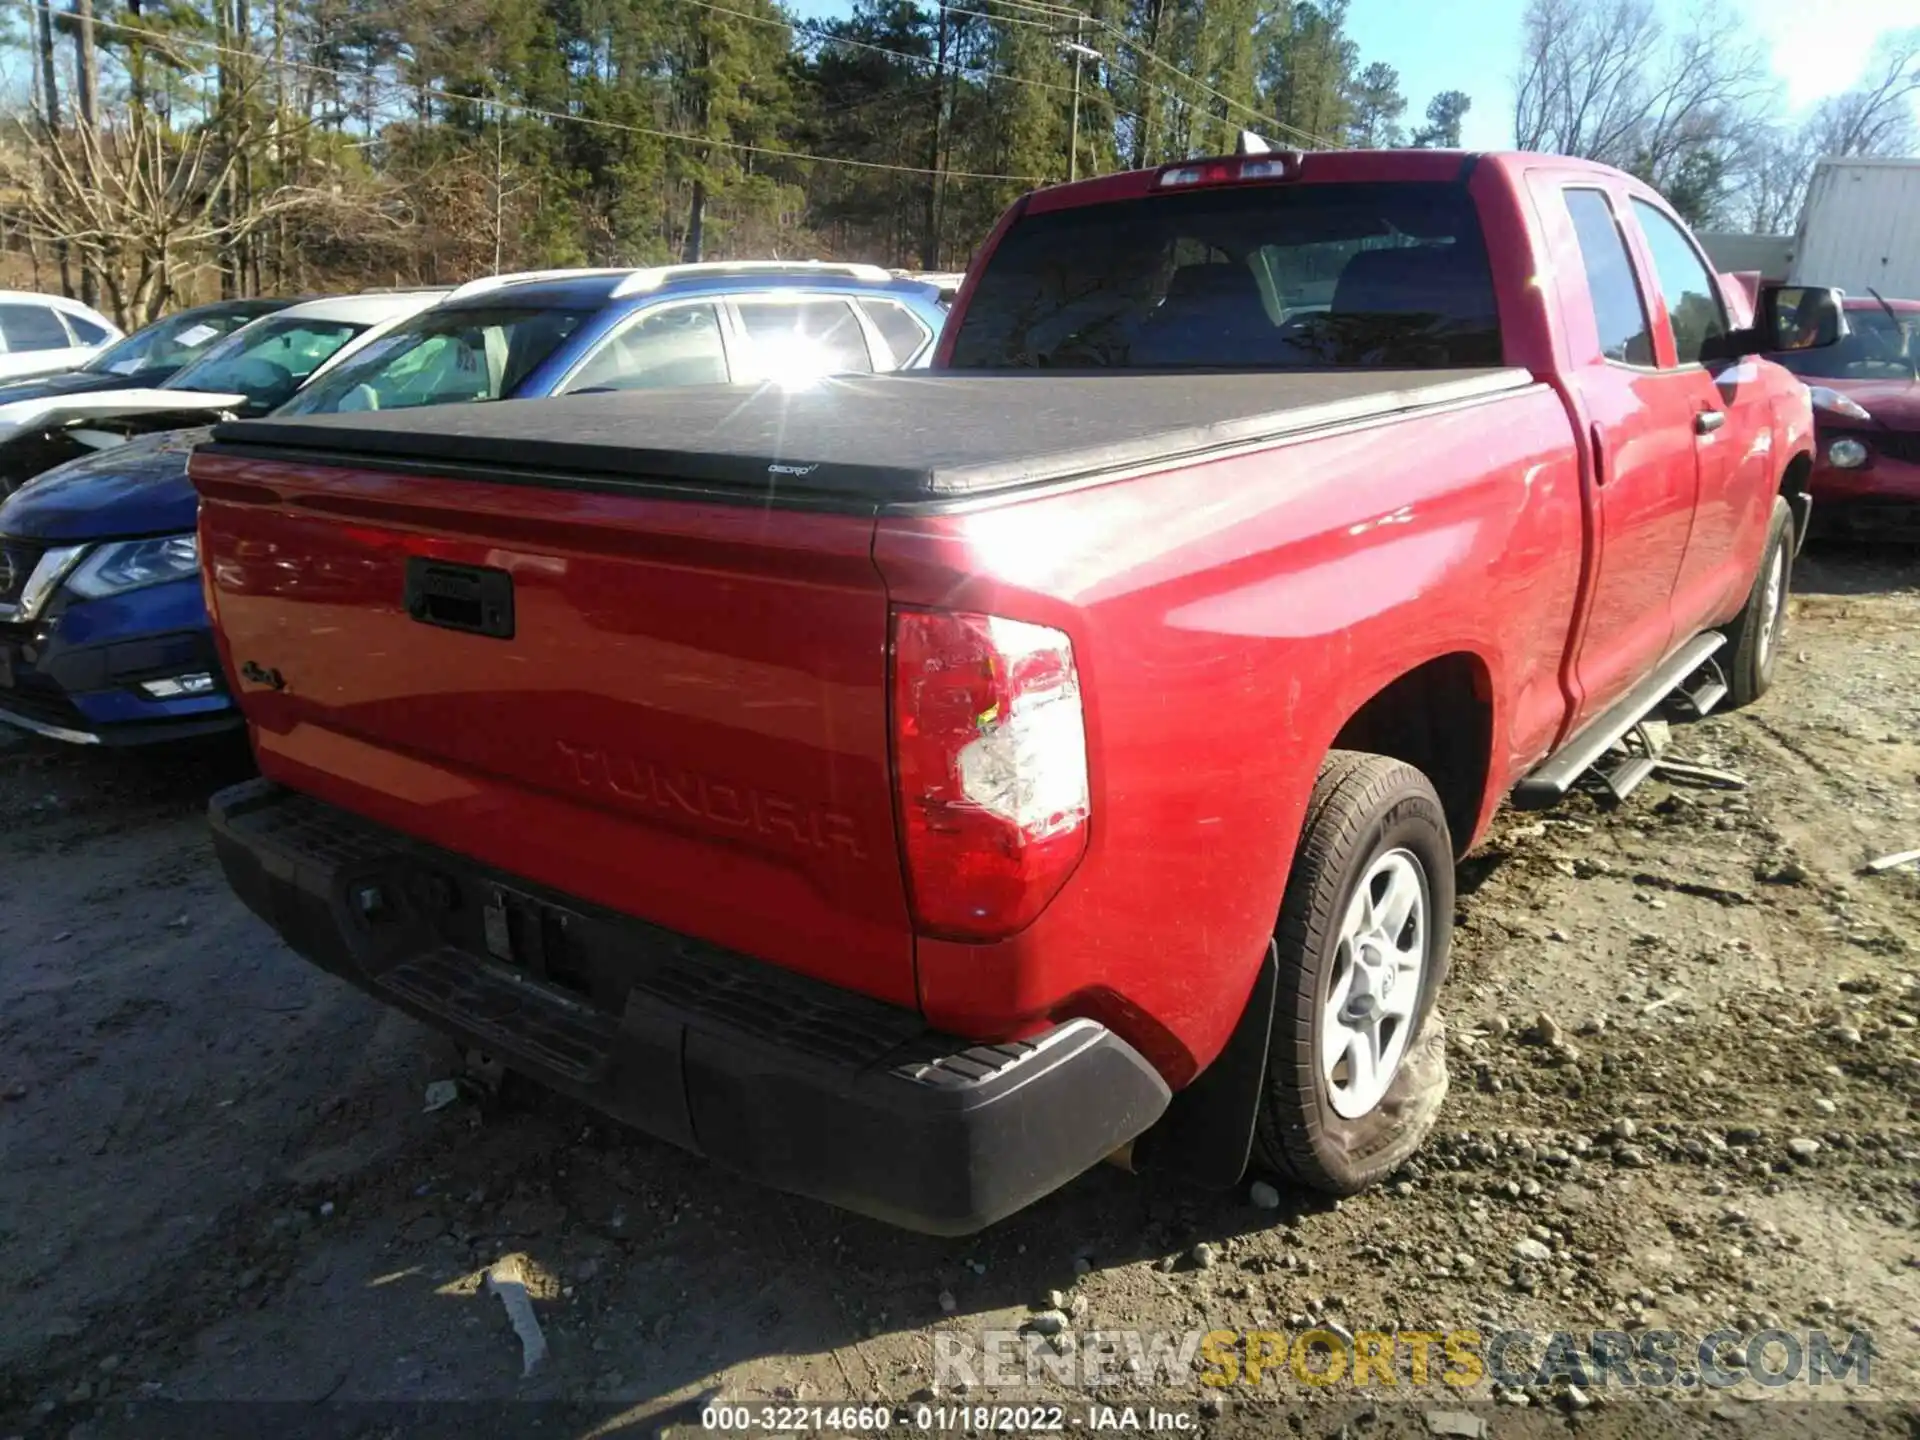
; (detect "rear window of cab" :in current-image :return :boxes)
[946,181,1501,371]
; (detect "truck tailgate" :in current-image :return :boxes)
[192,453,914,1007]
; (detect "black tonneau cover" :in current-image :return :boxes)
[208,369,1534,510]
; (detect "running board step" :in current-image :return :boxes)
[1600,720,1667,802]
[1513,632,1726,810]
[1672,655,1730,719]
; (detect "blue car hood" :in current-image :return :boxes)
[0,427,208,542]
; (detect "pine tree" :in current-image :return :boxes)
[1345,60,1404,147]
[1411,89,1470,147]
[1261,0,1356,148]
[0,0,1462,294]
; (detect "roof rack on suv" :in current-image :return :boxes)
[445,268,638,302]
[610,261,893,298]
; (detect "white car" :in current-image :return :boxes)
[0,291,123,383]
[0,290,451,467]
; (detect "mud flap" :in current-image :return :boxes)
[1131,942,1278,1188]
[1786,491,1812,555]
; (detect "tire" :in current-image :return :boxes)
[1720,496,1794,709]
[1252,751,1454,1195]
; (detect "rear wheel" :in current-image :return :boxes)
[1252,752,1453,1194]
[1720,496,1793,709]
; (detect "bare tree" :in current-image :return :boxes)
[29,0,74,294]
[1513,0,1770,203]
[1714,29,1918,239]
[1515,0,1660,160]
[3,100,343,327]
[1804,28,1920,159]
[72,0,104,307]
[1726,122,1818,233]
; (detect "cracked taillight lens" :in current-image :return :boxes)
[891,609,1090,941]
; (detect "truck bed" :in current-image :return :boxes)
[207,368,1534,509]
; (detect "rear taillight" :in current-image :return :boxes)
[891,609,1090,941]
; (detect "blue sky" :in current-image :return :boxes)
[791,0,1919,151]
[1347,0,1917,148]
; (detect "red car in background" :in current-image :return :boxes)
[1770,296,1920,540]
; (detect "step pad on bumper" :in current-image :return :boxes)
[378,950,619,1083]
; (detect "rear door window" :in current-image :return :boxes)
[945,181,1502,370]
[559,304,730,393]
[1563,189,1655,366]
[0,303,78,352]
[733,297,877,380]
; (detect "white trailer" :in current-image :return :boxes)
[1789,156,1920,298]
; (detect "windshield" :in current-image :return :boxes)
[1771,306,1919,381]
[276,305,588,416]
[82,307,266,379]
[164,316,365,412]
[946,181,1502,370]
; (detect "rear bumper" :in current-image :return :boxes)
[207,780,1170,1235]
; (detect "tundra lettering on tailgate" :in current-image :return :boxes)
[555,739,866,859]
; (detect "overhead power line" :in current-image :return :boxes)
[981,0,1341,149]
[694,0,1139,118]
[18,0,1053,183]
[937,0,1252,159]
[941,3,1054,28]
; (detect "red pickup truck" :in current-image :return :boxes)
[191,149,1835,1234]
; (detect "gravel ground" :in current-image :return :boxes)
[1,542,1916,1440]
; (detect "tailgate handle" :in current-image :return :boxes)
[404,559,515,639]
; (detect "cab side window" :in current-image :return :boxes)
[1630,200,1729,366]
[1562,189,1654,367]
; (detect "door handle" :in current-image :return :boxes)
[1589,422,1607,486]
[1695,409,1726,434]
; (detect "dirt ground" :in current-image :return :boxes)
[2,543,1916,1440]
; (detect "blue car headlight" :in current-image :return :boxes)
[64,533,199,599]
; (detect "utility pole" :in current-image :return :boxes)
[1057,25,1101,183]
[493,99,506,274]
[1067,17,1082,183]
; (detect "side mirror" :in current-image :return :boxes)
[1759,284,1850,352]
[1706,283,1851,362]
